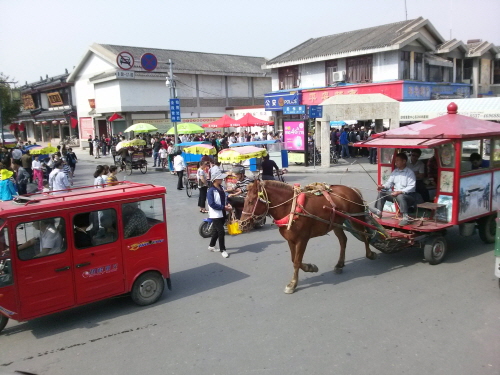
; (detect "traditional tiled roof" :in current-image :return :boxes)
[265,19,421,67]
[97,44,269,76]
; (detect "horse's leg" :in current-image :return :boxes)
[363,234,377,260]
[284,239,316,294]
[332,227,347,274]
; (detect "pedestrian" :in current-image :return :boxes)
[340,128,350,159]
[32,155,44,191]
[66,147,77,176]
[12,160,29,195]
[261,154,280,180]
[207,172,231,258]
[88,136,94,156]
[21,150,33,182]
[152,138,161,167]
[94,165,106,188]
[197,161,209,213]
[174,151,185,190]
[93,137,101,159]
[62,159,73,186]
[0,169,18,201]
[159,146,168,169]
[101,136,107,156]
[106,165,119,186]
[49,160,71,194]
[110,142,117,164]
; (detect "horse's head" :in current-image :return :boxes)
[239,180,269,232]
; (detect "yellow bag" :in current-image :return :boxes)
[227,214,242,235]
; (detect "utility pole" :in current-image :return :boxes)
[167,59,179,144]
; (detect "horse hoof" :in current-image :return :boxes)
[334,267,343,274]
[311,264,319,272]
[368,252,378,260]
[284,286,295,294]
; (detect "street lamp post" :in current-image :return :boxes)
[166,59,179,143]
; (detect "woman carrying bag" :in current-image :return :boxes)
[207,172,231,258]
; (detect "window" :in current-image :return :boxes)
[73,209,117,249]
[460,139,491,173]
[17,217,66,260]
[122,199,164,239]
[399,51,411,79]
[456,59,463,82]
[325,60,338,86]
[494,60,500,84]
[463,59,473,80]
[0,226,12,288]
[427,65,444,82]
[346,55,372,83]
[278,66,299,90]
[414,53,423,80]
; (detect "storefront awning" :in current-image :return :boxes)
[355,138,451,148]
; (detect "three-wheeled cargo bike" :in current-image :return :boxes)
[0,182,170,334]
[353,102,499,264]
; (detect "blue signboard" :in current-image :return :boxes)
[170,98,181,122]
[283,105,306,115]
[309,105,323,118]
[141,53,158,71]
[402,82,471,101]
[264,91,301,111]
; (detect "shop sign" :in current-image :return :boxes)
[22,94,35,110]
[283,121,306,151]
[80,117,94,139]
[283,105,306,115]
[47,92,64,106]
[309,105,323,118]
[302,82,404,105]
[264,91,301,111]
[403,83,471,101]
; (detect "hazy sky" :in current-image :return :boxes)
[1,0,499,85]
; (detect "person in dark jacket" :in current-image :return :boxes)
[207,172,231,258]
[339,128,350,159]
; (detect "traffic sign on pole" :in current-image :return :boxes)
[170,98,181,122]
[116,51,134,70]
[141,53,158,71]
[309,105,323,118]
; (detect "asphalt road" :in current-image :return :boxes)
[1,155,500,375]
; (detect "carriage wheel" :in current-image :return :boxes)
[0,314,8,334]
[186,181,193,197]
[424,236,447,265]
[140,163,147,174]
[125,163,133,175]
[478,214,496,244]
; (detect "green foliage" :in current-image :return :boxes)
[0,73,21,125]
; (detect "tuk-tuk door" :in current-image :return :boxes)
[70,206,125,305]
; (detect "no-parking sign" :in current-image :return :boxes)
[141,53,158,71]
[116,51,134,70]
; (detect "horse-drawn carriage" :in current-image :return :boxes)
[239,102,500,294]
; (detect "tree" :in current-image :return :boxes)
[0,73,21,126]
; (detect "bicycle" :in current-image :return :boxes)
[307,149,321,165]
[59,135,79,147]
[330,148,339,164]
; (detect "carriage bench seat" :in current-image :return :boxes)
[416,202,446,224]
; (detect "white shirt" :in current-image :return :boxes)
[159,149,167,158]
[408,159,425,179]
[383,167,416,193]
[32,160,42,170]
[267,134,273,140]
[94,175,106,188]
[40,224,63,255]
[49,169,70,193]
[173,155,185,172]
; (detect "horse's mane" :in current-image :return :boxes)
[262,180,293,193]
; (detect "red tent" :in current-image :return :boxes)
[235,113,274,127]
[202,115,240,128]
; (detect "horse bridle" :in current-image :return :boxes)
[239,180,269,231]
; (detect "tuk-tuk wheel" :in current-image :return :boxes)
[140,163,147,174]
[0,315,8,334]
[424,236,447,265]
[478,214,496,244]
[131,271,165,306]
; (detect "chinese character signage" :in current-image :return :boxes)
[22,94,35,110]
[264,91,301,111]
[47,92,64,106]
[115,71,135,79]
[309,105,323,118]
[283,121,306,151]
[170,98,181,122]
[283,105,306,115]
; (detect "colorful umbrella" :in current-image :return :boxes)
[235,113,274,127]
[124,123,158,133]
[218,146,267,163]
[116,139,146,151]
[202,115,240,128]
[167,123,204,135]
[183,144,216,156]
[29,144,58,155]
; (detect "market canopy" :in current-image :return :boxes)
[355,138,451,149]
[183,143,216,155]
[235,113,274,127]
[202,115,240,128]
[218,146,268,163]
[124,123,158,133]
[167,123,204,135]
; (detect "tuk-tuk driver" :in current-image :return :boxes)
[18,218,63,257]
[370,152,417,226]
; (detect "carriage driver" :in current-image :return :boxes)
[226,165,252,219]
[369,152,418,226]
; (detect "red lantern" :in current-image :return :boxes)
[52,120,58,125]
[19,123,25,132]
[35,121,40,125]
[41,121,47,125]
[60,119,67,125]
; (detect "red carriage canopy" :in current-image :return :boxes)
[235,113,274,127]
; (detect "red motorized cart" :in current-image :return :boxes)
[0,182,170,334]
[354,102,499,264]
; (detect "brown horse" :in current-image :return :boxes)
[240,180,377,294]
